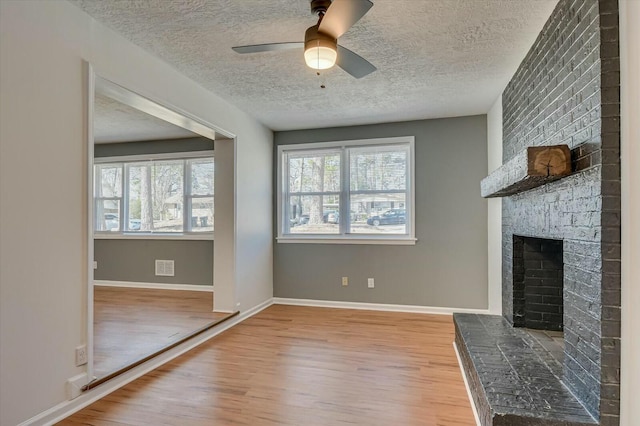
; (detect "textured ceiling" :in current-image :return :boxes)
[73,0,558,131]
[94,93,198,143]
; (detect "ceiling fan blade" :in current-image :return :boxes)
[232,42,303,54]
[336,45,376,79]
[319,0,373,39]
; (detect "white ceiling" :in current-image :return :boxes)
[73,0,558,131]
[94,92,198,143]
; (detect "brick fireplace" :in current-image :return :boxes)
[454,0,621,425]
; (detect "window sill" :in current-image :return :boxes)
[277,236,417,245]
[94,233,214,241]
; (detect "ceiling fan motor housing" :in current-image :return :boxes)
[304,24,337,52]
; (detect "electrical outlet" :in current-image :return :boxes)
[368,278,375,288]
[75,345,87,366]
[342,277,349,286]
[93,261,97,269]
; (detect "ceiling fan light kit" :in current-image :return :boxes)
[304,25,338,70]
[232,0,376,79]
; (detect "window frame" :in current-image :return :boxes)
[277,136,416,245]
[94,150,214,240]
[94,162,124,233]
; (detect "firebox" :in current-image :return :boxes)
[512,235,564,331]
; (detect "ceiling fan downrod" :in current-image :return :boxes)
[310,0,332,16]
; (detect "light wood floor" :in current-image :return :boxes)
[93,286,233,378]
[64,305,475,425]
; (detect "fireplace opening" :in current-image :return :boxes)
[512,236,564,331]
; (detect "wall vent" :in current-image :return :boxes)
[155,260,175,276]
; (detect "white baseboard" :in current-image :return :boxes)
[272,297,490,315]
[94,280,213,292]
[453,342,481,426]
[22,298,274,426]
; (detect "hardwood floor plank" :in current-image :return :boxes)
[63,305,475,425]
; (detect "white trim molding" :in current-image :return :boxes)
[94,280,214,292]
[21,298,274,426]
[276,237,417,245]
[94,233,214,241]
[273,298,490,315]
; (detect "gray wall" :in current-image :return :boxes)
[94,239,213,285]
[95,136,213,157]
[274,116,488,309]
[94,137,214,286]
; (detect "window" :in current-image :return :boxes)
[94,153,214,236]
[278,137,415,244]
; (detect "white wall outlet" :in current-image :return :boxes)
[368,278,375,288]
[342,277,349,286]
[155,259,175,276]
[75,344,87,366]
[93,261,97,269]
[67,373,88,400]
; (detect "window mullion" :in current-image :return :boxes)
[119,164,124,232]
[146,162,153,232]
[340,147,349,235]
[184,159,191,233]
[122,164,129,232]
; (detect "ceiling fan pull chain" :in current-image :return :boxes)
[317,71,327,89]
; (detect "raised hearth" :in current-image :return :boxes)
[454,314,596,426]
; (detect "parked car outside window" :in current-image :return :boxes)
[367,209,406,226]
[323,210,339,224]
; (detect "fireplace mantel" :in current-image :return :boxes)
[481,145,571,198]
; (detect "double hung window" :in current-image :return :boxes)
[94,154,214,236]
[278,137,415,244]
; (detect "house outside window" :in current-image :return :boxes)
[277,136,415,245]
[94,153,214,236]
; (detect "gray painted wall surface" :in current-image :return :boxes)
[94,137,214,285]
[94,239,213,285]
[274,116,488,309]
[95,137,213,157]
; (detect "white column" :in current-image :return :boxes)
[213,138,237,312]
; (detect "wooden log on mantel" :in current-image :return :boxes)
[481,145,571,198]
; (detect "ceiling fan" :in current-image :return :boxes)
[232,0,376,79]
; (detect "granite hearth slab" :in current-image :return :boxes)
[454,313,597,426]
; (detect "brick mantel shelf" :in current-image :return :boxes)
[481,145,572,198]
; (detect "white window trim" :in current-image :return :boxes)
[277,136,416,245]
[94,233,213,241]
[93,151,214,239]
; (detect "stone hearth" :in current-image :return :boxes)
[455,314,596,426]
